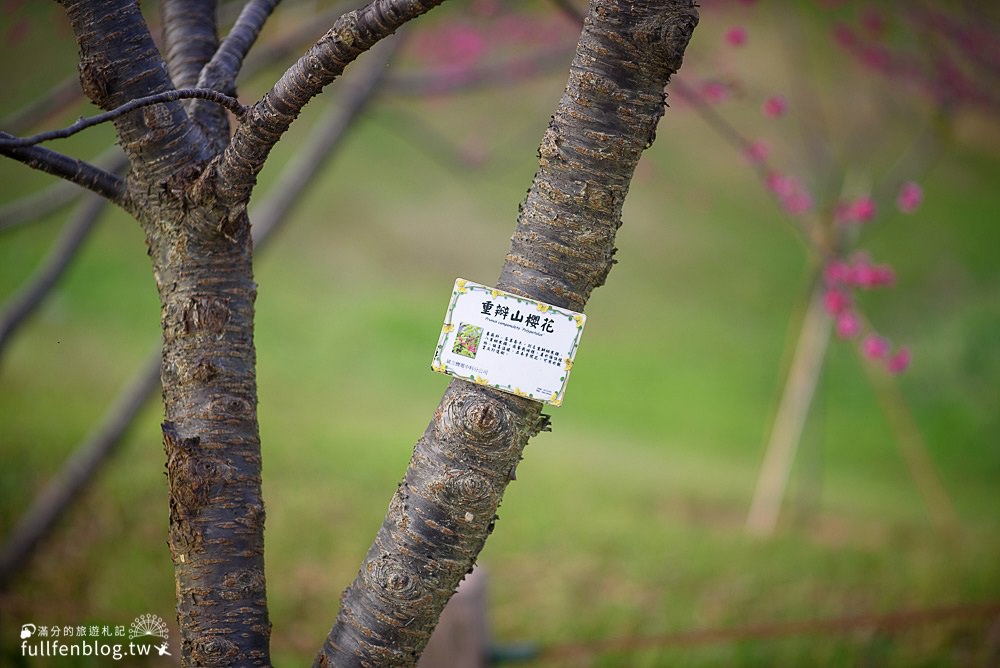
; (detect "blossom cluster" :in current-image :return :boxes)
[822,251,910,374]
[703,11,931,374]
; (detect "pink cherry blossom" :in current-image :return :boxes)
[700,80,730,104]
[835,310,860,338]
[862,335,890,360]
[852,196,876,222]
[886,346,911,374]
[824,260,852,285]
[725,26,748,47]
[766,172,813,215]
[837,196,877,224]
[823,287,851,315]
[896,181,923,213]
[869,265,895,286]
[849,259,894,288]
[762,95,788,118]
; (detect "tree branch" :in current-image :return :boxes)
[216,0,445,207]
[240,1,356,77]
[61,0,208,185]
[0,194,108,358]
[0,147,126,232]
[252,37,401,250]
[199,0,282,92]
[0,138,127,206]
[191,0,283,148]
[315,1,698,665]
[0,89,247,149]
[162,0,220,89]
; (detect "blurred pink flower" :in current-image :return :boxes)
[862,335,890,360]
[449,26,487,63]
[823,287,851,315]
[824,259,852,284]
[762,95,788,118]
[849,259,894,288]
[837,196,877,224]
[700,80,730,104]
[887,346,911,374]
[725,26,748,47]
[896,181,923,213]
[766,173,813,215]
[835,310,860,338]
[852,196,876,222]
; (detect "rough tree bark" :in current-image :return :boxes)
[315,1,698,665]
[25,1,443,664]
[1,0,696,666]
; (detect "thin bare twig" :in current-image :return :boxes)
[0,148,127,233]
[0,140,126,206]
[859,346,958,533]
[240,1,357,76]
[0,89,247,149]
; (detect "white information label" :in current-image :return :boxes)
[430,278,586,406]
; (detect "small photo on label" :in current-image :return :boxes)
[452,323,483,359]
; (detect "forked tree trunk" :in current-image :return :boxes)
[59,0,274,662]
[5,1,697,666]
[315,1,698,665]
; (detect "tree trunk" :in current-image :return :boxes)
[57,1,273,663]
[156,206,270,666]
[315,1,698,665]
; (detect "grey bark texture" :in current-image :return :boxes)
[315,1,698,666]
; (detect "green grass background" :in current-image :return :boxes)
[1,2,999,666]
